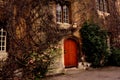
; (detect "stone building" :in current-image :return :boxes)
[0,0,120,75]
[47,0,120,74]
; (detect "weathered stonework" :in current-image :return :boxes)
[0,0,120,76]
[46,0,120,75]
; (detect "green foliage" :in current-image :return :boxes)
[108,47,120,66]
[26,45,61,79]
[80,22,109,67]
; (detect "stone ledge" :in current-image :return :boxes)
[0,52,8,61]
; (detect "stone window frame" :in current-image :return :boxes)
[56,3,70,23]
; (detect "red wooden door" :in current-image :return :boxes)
[64,39,78,68]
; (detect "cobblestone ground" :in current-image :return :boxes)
[42,66,120,80]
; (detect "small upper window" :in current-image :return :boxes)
[0,28,6,52]
[96,0,109,12]
[56,3,70,23]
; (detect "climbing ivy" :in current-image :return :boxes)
[80,22,109,67]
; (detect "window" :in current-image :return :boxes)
[0,28,6,52]
[56,4,62,22]
[56,3,70,23]
[63,5,69,23]
[96,0,109,12]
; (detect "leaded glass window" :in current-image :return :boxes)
[96,0,109,12]
[0,28,6,52]
[56,3,70,23]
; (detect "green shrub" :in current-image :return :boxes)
[27,45,60,79]
[108,47,120,66]
[80,22,109,67]
[14,44,61,80]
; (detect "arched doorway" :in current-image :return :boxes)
[64,38,78,68]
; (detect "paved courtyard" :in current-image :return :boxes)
[43,66,120,80]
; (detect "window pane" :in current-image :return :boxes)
[103,0,107,12]
[63,5,69,23]
[2,37,5,41]
[56,4,62,22]
[100,0,103,11]
[2,47,4,50]
[0,32,1,35]
[3,32,6,36]
[56,4,62,12]
[2,42,4,46]
[0,42,2,46]
[95,0,99,9]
